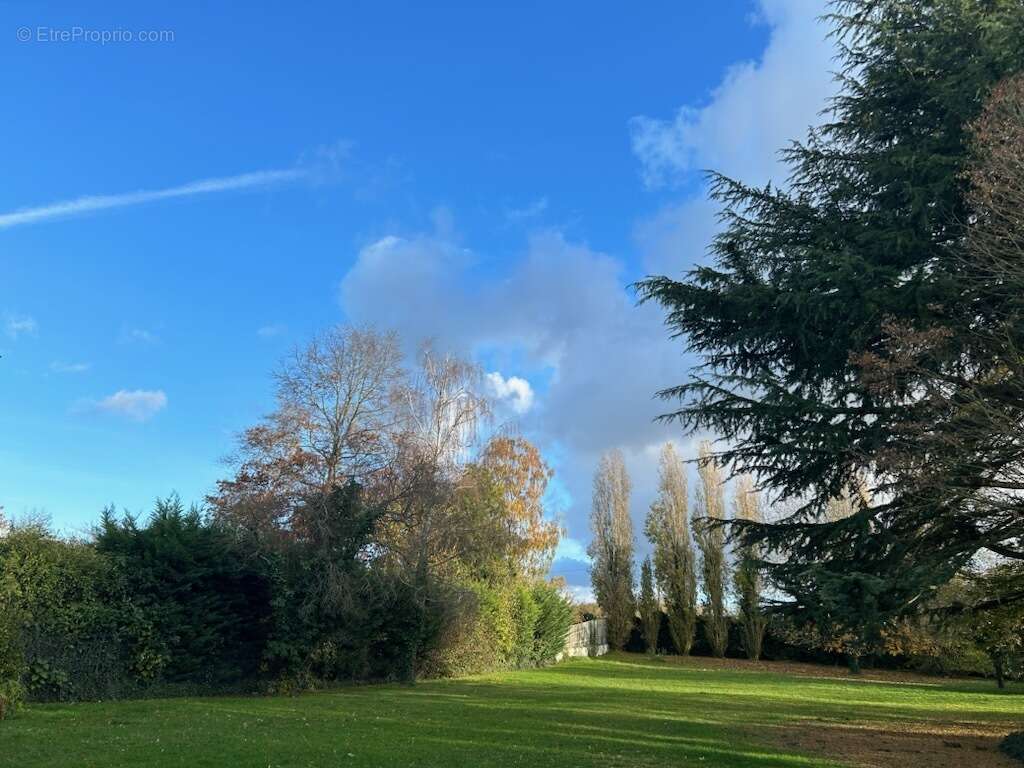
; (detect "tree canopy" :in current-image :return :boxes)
[638,0,1024,623]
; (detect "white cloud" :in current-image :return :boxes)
[555,536,590,564]
[339,229,690,565]
[335,3,839,594]
[0,169,305,230]
[563,584,596,604]
[485,371,535,414]
[504,197,548,222]
[4,314,37,339]
[121,328,159,345]
[94,389,167,421]
[257,324,286,338]
[631,0,834,189]
[50,361,90,374]
[631,0,837,274]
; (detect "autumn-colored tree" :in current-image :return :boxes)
[732,476,766,660]
[589,450,635,650]
[373,345,493,679]
[443,465,520,583]
[638,558,659,654]
[376,345,491,581]
[645,443,698,655]
[480,435,560,579]
[209,326,404,537]
[694,441,728,658]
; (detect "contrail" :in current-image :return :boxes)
[0,168,305,229]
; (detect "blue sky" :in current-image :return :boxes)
[1,1,836,593]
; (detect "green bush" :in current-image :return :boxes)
[423,578,571,676]
[0,520,127,703]
[508,584,540,667]
[420,582,497,679]
[259,486,441,685]
[530,582,572,664]
[95,497,274,687]
[0,561,25,719]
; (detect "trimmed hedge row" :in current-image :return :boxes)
[0,503,573,717]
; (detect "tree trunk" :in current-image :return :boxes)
[402,556,430,685]
[846,653,861,675]
[992,655,1006,690]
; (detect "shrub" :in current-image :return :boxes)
[423,581,499,678]
[423,578,571,676]
[508,584,541,667]
[0,489,576,703]
[530,582,572,664]
[95,497,274,687]
[0,566,24,719]
[0,520,127,703]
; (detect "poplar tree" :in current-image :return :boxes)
[645,443,698,655]
[732,476,767,661]
[694,442,729,658]
[638,558,660,654]
[588,450,636,649]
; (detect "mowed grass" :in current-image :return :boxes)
[3,653,1021,768]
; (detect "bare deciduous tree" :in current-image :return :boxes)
[371,344,494,679]
[378,344,492,580]
[393,344,490,476]
[645,443,698,655]
[210,326,404,536]
[589,450,635,650]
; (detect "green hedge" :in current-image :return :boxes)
[0,521,127,708]
[426,579,573,678]
[1,500,574,714]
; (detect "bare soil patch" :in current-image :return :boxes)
[660,655,1020,765]
[658,653,984,687]
[761,719,1019,768]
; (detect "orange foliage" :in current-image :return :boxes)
[481,436,561,579]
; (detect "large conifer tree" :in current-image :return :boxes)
[639,0,1024,629]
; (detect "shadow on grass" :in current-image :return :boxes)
[3,654,1020,768]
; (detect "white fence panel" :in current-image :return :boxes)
[558,618,608,660]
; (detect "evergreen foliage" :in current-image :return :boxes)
[638,0,1024,625]
[95,496,273,685]
[638,559,660,654]
[0,478,573,710]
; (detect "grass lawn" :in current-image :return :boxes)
[3,653,1021,767]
